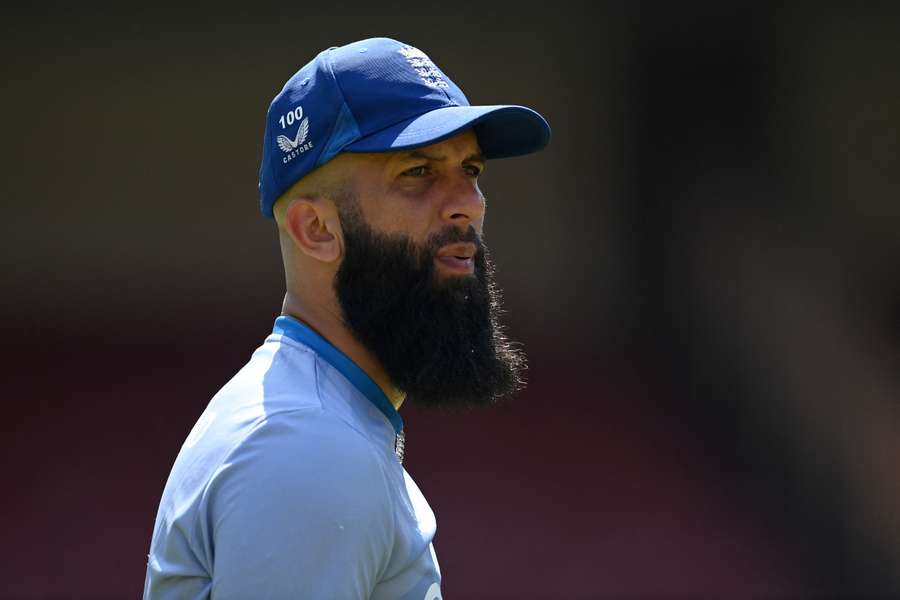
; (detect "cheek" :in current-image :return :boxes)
[474,210,486,232]
[368,204,436,243]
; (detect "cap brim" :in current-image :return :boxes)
[343,105,550,159]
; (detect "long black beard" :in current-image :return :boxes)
[334,206,526,411]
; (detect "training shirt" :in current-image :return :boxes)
[143,316,442,600]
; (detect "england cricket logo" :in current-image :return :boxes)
[398,46,449,89]
[277,104,314,164]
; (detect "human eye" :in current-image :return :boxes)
[401,165,430,177]
[464,163,484,177]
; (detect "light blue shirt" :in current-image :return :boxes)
[144,316,442,599]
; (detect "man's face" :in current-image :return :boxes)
[343,130,488,280]
[333,130,526,410]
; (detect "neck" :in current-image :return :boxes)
[281,291,405,410]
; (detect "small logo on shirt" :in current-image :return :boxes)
[276,104,314,164]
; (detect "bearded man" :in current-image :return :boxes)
[144,37,550,600]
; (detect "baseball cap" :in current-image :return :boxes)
[258,37,551,217]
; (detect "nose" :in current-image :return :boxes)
[439,175,485,228]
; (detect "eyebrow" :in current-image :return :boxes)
[404,150,486,163]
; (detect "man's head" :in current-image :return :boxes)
[258,37,550,218]
[262,38,550,409]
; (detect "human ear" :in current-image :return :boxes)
[282,198,342,264]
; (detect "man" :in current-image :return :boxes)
[143,37,550,599]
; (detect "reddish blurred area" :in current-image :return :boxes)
[2,340,826,598]
[2,1,899,598]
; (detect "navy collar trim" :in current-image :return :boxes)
[272,315,403,435]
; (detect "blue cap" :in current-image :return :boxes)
[258,37,551,217]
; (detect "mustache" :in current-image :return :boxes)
[424,226,483,256]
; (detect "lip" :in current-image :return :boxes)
[435,242,476,274]
[436,242,476,259]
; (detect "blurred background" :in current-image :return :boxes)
[2,1,899,598]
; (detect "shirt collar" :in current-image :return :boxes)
[272,315,403,435]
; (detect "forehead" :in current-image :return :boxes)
[390,127,481,159]
[325,129,482,188]
[383,129,482,164]
[404,129,481,157]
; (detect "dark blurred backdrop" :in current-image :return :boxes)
[3,2,899,598]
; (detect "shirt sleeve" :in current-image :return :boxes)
[203,409,395,599]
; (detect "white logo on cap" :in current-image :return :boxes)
[398,46,449,89]
[277,105,314,164]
